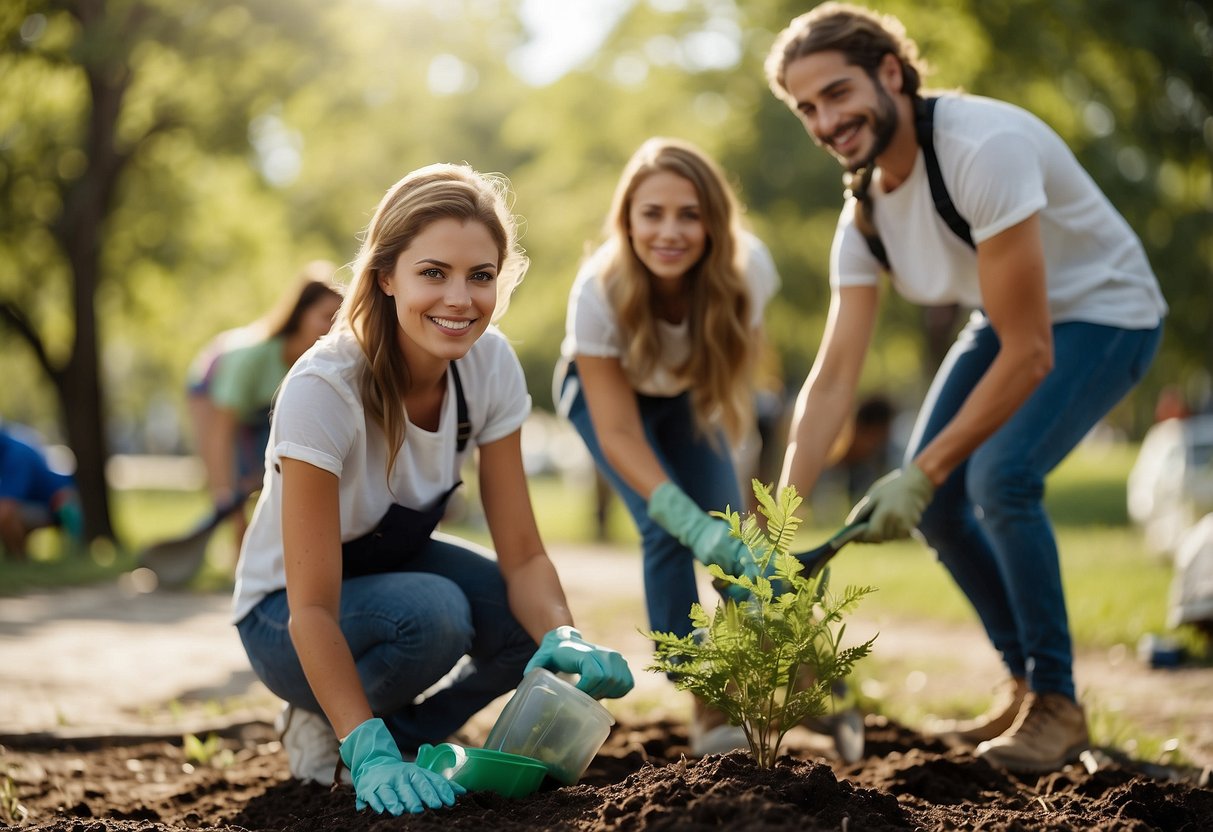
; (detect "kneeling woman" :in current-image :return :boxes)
[232,164,633,815]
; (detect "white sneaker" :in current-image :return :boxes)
[276,704,344,785]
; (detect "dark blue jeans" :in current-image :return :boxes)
[560,364,742,639]
[236,534,535,751]
[909,314,1162,700]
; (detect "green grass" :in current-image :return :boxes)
[0,488,237,595]
[780,439,1170,648]
[0,440,1177,651]
[804,525,1172,649]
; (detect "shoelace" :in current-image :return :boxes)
[1014,694,1065,739]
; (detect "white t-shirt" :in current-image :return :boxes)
[560,231,781,396]
[832,94,1167,329]
[231,326,531,623]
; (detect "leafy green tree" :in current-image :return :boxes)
[0,0,536,546]
[958,0,1213,420]
[0,0,338,541]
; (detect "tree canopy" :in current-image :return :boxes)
[2,0,1210,542]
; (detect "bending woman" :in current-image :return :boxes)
[187,264,343,546]
[556,137,779,756]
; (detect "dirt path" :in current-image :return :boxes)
[2,542,1210,769]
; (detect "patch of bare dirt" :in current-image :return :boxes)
[5,715,1211,831]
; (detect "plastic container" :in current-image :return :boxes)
[414,742,548,798]
[483,668,615,784]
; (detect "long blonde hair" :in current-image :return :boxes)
[603,137,755,443]
[337,164,527,476]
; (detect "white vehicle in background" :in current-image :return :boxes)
[1127,414,1213,557]
[1169,513,1213,635]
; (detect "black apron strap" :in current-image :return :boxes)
[450,361,470,453]
[340,363,470,579]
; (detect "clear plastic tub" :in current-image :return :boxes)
[483,668,615,784]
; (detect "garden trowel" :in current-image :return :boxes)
[794,520,869,577]
[711,520,868,597]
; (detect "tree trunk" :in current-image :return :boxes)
[49,3,133,544]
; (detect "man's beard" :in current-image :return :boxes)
[845,86,899,173]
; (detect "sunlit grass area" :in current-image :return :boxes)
[0,439,1176,652]
[804,440,1171,648]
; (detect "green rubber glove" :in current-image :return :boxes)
[55,499,84,543]
[339,718,463,815]
[846,464,935,542]
[648,482,751,577]
[523,626,635,699]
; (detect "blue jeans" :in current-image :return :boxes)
[909,314,1161,700]
[236,534,536,751]
[560,364,742,639]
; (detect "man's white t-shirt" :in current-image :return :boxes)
[832,94,1167,329]
[231,326,531,623]
[560,231,781,396]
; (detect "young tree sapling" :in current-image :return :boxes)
[646,482,876,768]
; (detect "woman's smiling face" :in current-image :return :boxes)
[627,170,707,284]
[379,216,500,371]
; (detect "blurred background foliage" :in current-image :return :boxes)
[1,0,1210,540]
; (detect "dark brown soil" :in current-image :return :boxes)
[4,716,1211,831]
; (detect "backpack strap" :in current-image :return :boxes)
[449,361,470,453]
[915,96,974,250]
[855,193,891,271]
[856,96,974,271]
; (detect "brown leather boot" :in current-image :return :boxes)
[689,695,749,757]
[975,692,1090,773]
[923,676,1028,747]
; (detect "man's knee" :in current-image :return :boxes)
[967,459,1044,515]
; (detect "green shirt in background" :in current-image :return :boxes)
[209,336,288,426]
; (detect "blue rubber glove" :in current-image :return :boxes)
[846,464,935,543]
[339,718,463,815]
[524,626,635,699]
[647,482,751,577]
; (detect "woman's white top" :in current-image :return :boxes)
[561,231,781,396]
[231,326,531,623]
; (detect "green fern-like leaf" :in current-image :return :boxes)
[644,481,877,768]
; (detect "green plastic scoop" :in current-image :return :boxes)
[415,742,548,798]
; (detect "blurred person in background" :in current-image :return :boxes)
[1153,384,1192,424]
[0,422,83,559]
[232,164,633,815]
[767,2,1166,773]
[833,394,898,503]
[554,137,780,756]
[186,262,343,546]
